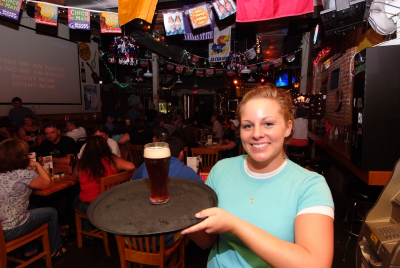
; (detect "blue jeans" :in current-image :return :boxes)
[73,196,93,232]
[3,207,62,254]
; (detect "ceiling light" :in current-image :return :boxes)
[176,76,183,83]
[247,74,255,82]
[241,66,251,74]
[144,70,153,78]
[193,83,198,88]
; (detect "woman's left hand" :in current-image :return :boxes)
[181,207,237,235]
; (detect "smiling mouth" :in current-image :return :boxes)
[252,143,269,149]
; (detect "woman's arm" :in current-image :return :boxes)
[18,127,26,140]
[182,208,333,268]
[118,133,130,144]
[28,161,52,189]
[112,156,135,171]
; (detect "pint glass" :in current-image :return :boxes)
[144,142,171,204]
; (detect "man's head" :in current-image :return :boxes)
[150,103,155,110]
[165,136,185,160]
[12,97,23,110]
[93,125,109,140]
[211,115,217,123]
[44,123,60,144]
[176,114,183,122]
[66,120,77,131]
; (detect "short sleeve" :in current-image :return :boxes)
[298,174,334,212]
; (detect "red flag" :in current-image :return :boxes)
[215,69,224,76]
[140,59,148,67]
[167,62,175,71]
[196,69,204,77]
[236,0,313,22]
[261,61,270,71]
[186,67,194,75]
[226,69,235,76]
[175,65,184,73]
[192,55,200,65]
[206,69,214,77]
[272,58,282,67]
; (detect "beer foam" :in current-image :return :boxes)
[144,146,171,159]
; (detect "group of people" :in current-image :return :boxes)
[1,84,334,268]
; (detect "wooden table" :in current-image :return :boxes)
[32,164,78,196]
[308,131,392,186]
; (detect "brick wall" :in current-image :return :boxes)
[311,30,357,134]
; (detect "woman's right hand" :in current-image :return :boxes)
[29,160,40,168]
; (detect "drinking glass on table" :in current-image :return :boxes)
[144,142,171,204]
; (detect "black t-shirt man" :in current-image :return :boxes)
[37,136,76,158]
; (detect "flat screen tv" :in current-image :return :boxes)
[275,70,292,88]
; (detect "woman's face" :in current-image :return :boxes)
[24,118,34,127]
[125,119,131,126]
[240,98,292,171]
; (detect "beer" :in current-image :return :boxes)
[144,142,171,204]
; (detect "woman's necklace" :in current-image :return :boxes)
[246,158,269,204]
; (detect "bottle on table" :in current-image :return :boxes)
[69,154,76,175]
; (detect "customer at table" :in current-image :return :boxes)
[182,84,334,268]
[36,118,50,146]
[287,106,309,147]
[132,136,203,183]
[73,136,135,230]
[210,119,241,159]
[163,114,176,135]
[124,103,143,124]
[110,120,128,143]
[8,97,35,128]
[17,115,39,141]
[65,120,87,142]
[118,118,156,145]
[0,117,15,139]
[0,139,67,259]
[203,115,224,143]
[37,123,76,165]
[145,103,158,128]
[181,121,200,156]
[151,114,167,140]
[78,125,121,158]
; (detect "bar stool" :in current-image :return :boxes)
[338,182,383,261]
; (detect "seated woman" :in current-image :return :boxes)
[118,118,157,145]
[288,106,309,147]
[73,136,135,217]
[0,139,66,259]
[111,120,128,143]
[210,119,241,159]
[18,115,39,142]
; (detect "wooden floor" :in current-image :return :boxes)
[8,183,362,268]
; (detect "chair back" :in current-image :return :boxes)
[115,234,184,268]
[127,144,144,168]
[182,146,188,165]
[76,137,88,153]
[100,170,135,193]
[120,149,129,161]
[191,148,219,172]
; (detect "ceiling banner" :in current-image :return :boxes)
[188,3,211,29]
[205,69,214,77]
[195,69,204,77]
[0,0,22,20]
[34,3,58,26]
[68,8,90,30]
[185,67,194,75]
[163,11,185,36]
[209,25,231,62]
[212,0,236,20]
[175,65,184,73]
[118,0,157,25]
[272,58,282,67]
[249,64,257,73]
[183,3,214,41]
[100,12,121,33]
[215,69,224,76]
[261,61,270,70]
[167,62,175,71]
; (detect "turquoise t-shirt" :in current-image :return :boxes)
[205,156,334,268]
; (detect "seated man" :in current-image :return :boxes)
[202,115,224,143]
[132,136,202,183]
[65,120,87,142]
[78,125,121,159]
[37,123,77,164]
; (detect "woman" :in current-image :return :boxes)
[182,84,334,268]
[73,136,135,215]
[111,120,128,143]
[0,139,66,259]
[210,119,241,159]
[288,106,309,147]
[18,115,39,141]
[119,118,156,145]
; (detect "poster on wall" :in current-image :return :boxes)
[68,8,90,30]
[188,3,211,29]
[163,11,185,36]
[212,0,236,20]
[100,12,121,33]
[0,0,22,20]
[34,3,58,26]
[209,25,231,62]
[84,85,98,110]
[183,3,214,40]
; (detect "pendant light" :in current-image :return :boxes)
[143,49,153,78]
[241,38,251,74]
[176,76,183,84]
[247,74,255,82]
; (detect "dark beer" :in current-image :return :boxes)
[144,143,171,204]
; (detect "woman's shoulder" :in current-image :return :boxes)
[213,155,245,171]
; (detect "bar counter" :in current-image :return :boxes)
[307,131,392,186]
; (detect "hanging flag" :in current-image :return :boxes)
[140,59,148,67]
[175,65,184,73]
[272,58,282,67]
[226,69,236,76]
[188,3,211,29]
[215,69,224,76]
[163,11,185,36]
[34,3,58,26]
[183,3,214,41]
[68,8,90,30]
[100,12,121,33]
[157,57,165,65]
[286,53,295,62]
[209,25,231,62]
[212,0,236,20]
[185,67,194,75]
[118,0,157,25]
[196,69,204,77]
[236,0,313,22]
[167,62,175,71]
[0,0,22,20]
[206,69,214,77]
[261,61,270,70]
[249,64,257,73]
[245,48,257,61]
[191,55,200,65]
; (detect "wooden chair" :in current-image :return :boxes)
[127,144,144,168]
[0,223,52,268]
[75,170,135,257]
[115,234,185,268]
[182,147,188,165]
[191,148,219,172]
